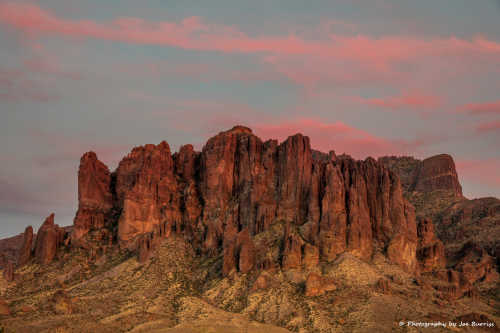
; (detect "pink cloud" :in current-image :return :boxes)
[251,118,414,159]
[116,61,282,83]
[456,100,500,115]
[1,2,499,60]
[0,67,58,103]
[352,90,443,109]
[476,120,500,133]
[456,158,500,190]
[2,2,499,92]
[23,60,83,80]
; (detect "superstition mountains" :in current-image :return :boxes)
[0,126,499,332]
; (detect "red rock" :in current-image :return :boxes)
[338,158,418,274]
[249,274,269,293]
[302,243,319,269]
[282,230,302,270]
[48,290,74,315]
[453,241,499,284]
[371,278,392,295]
[305,272,325,297]
[73,239,91,251]
[138,234,152,264]
[433,269,479,300]
[416,218,446,272]
[260,258,277,274]
[73,152,113,239]
[275,134,314,225]
[390,275,403,285]
[380,154,463,197]
[239,240,256,274]
[117,142,182,242]
[35,214,63,265]
[13,274,23,286]
[22,306,36,312]
[314,163,347,261]
[18,226,33,267]
[222,244,236,277]
[319,276,338,291]
[173,144,199,183]
[4,262,13,282]
[0,296,11,315]
[285,269,304,284]
[66,126,422,277]
[412,154,463,196]
[199,127,279,256]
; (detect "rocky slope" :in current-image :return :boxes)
[0,127,498,332]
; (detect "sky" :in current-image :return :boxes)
[1,0,499,238]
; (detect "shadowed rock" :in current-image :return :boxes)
[3,262,13,282]
[35,214,64,265]
[416,218,446,272]
[18,226,33,267]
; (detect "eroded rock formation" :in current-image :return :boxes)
[416,218,446,272]
[35,214,64,265]
[379,154,463,197]
[65,126,420,276]
[73,152,113,239]
[18,225,33,267]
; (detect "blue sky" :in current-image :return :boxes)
[1,0,499,237]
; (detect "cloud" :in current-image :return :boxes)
[0,66,59,103]
[456,100,500,115]
[476,120,500,133]
[1,2,499,59]
[351,90,443,109]
[2,2,499,93]
[250,118,417,159]
[115,61,281,83]
[23,60,83,80]
[456,158,500,189]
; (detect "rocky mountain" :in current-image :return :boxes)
[0,127,499,332]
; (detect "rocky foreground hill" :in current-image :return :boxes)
[1,126,499,332]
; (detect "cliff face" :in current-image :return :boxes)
[73,152,113,239]
[412,154,463,197]
[71,126,419,275]
[379,154,463,197]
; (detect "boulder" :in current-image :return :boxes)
[249,273,270,293]
[48,290,74,315]
[0,297,10,315]
[372,278,392,295]
[305,272,325,297]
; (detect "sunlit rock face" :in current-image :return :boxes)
[71,126,419,275]
[73,152,113,239]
